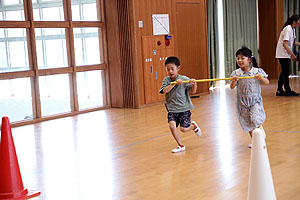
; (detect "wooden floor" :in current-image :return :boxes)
[8,78,300,200]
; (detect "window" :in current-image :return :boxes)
[71,0,99,21]
[35,28,68,69]
[0,1,24,21]
[39,74,71,116]
[32,0,64,21]
[0,28,29,72]
[0,78,33,122]
[77,70,105,109]
[0,0,107,125]
[74,27,103,66]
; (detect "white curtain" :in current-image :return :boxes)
[223,0,258,79]
[207,0,219,87]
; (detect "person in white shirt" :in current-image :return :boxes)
[275,14,300,96]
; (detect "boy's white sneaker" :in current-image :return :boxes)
[172,145,186,153]
[248,143,252,148]
[192,121,202,136]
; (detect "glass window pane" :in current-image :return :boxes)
[35,28,68,69]
[32,0,64,21]
[39,74,71,116]
[77,70,105,109]
[3,0,19,5]
[71,5,80,21]
[7,28,24,37]
[82,3,98,21]
[9,41,28,68]
[0,1,24,20]
[5,10,24,20]
[0,28,29,73]
[74,28,103,66]
[0,78,33,123]
[71,0,99,21]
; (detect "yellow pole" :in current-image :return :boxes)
[170,76,255,84]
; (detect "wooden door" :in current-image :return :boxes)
[154,40,165,102]
[142,36,156,104]
[142,35,174,104]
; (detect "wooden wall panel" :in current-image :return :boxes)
[258,0,283,80]
[176,2,209,94]
[117,0,136,108]
[132,0,209,105]
[133,0,174,106]
[128,0,141,108]
[104,0,141,108]
[104,0,124,107]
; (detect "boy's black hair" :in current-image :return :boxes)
[235,46,258,68]
[165,56,180,67]
[282,14,300,30]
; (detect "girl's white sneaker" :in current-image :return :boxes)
[172,145,186,153]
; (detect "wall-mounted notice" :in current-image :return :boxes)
[152,14,170,35]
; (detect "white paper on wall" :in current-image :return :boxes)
[152,14,170,35]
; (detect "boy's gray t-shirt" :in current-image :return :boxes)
[159,74,194,113]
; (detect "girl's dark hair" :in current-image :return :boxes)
[165,56,180,67]
[235,46,258,68]
[282,14,300,30]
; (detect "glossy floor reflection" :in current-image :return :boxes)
[9,78,300,200]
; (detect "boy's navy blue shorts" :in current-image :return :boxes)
[168,110,191,128]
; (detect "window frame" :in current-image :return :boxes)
[0,0,110,127]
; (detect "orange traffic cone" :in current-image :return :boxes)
[0,116,40,200]
[248,127,276,200]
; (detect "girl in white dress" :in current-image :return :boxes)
[230,46,269,147]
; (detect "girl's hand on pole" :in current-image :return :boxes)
[232,76,238,82]
[254,74,263,80]
[230,76,238,89]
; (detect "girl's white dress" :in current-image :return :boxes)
[231,67,268,133]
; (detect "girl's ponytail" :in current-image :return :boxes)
[251,56,258,68]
